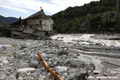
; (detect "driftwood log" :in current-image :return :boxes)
[37,53,63,80]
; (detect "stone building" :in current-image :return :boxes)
[10,9,53,33]
[10,9,54,39]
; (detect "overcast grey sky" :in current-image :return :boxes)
[0,0,99,18]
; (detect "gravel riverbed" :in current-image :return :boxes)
[0,34,120,80]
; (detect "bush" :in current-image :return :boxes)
[0,22,12,37]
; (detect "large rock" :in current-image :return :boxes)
[14,52,30,60]
[38,75,45,80]
[16,68,36,78]
[70,58,85,67]
[19,43,27,50]
[0,57,8,65]
[17,68,36,73]
[29,60,39,68]
[42,53,51,59]
[5,67,14,74]
[88,68,120,80]
[55,66,68,79]
[68,69,78,76]
[55,66,68,73]
[66,75,75,80]
[57,48,68,55]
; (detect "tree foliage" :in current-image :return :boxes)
[52,0,120,33]
[0,22,11,37]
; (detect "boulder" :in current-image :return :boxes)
[55,66,68,73]
[68,69,78,75]
[16,68,36,78]
[0,57,8,64]
[14,52,30,60]
[42,53,50,59]
[66,75,75,80]
[17,68,36,73]
[70,58,85,67]
[29,60,39,68]
[57,48,68,55]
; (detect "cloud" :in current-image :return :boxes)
[0,0,99,15]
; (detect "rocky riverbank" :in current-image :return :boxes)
[0,34,120,80]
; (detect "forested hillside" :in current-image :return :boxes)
[52,0,120,33]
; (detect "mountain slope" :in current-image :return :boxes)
[52,0,120,33]
[0,15,18,25]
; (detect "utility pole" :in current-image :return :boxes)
[40,7,43,31]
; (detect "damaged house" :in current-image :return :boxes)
[10,9,54,39]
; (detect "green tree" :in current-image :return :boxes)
[0,22,12,37]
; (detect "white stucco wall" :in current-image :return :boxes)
[42,19,53,31]
[42,19,53,27]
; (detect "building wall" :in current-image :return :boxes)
[27,19,40,25]
[11,25,23,30]
[42,19,53,31]
[27,18,53,31]
[33,25,42,30]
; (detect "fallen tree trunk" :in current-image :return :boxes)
[37,53,63,80]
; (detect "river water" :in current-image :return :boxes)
[51,34,120,47]
[0,44,11,48]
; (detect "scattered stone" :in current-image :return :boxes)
[44,73,54,80]
[57,48,68,55]
[55,66,68,73]
[29,60,39,68]
[5,67,14,74]
[0,46,6,50]
[0,75,16,80]
[18,77,24,80]
[0,34,120,80]
[68,69,78,75]
[42,53,50,59]
[66,74,75,80]
[0,57,9,64]
[17,68,36,73]
[16,71,27,78]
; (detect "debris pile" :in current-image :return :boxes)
[0,34,120,80]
